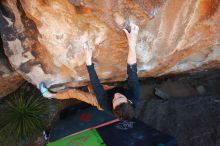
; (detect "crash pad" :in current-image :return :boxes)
[48,104,177,146]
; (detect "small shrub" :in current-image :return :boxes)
[0,91,47,143]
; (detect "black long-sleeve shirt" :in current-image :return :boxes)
[87,63,140,115]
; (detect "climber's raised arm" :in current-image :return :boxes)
[123,24,140,107]
[84,42,111,113]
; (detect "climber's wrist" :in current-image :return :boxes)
[129,45,136,51]
[86,59,92,65]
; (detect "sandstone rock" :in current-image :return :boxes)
[0,37,24,98]
[0,0,219,90]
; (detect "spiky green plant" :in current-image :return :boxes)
[0,92,47,142]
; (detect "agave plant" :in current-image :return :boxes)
[0,91,48,142]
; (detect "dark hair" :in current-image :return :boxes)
[113,102,135,120]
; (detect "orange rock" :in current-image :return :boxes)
[0,65,25,98]
[0,0,219,90]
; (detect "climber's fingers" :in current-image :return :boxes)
[123,23,139,38]
[83,41,89,50]
[123,28,130,36]
[130,23,139,34]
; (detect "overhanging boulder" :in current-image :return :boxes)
[0,0,219,89]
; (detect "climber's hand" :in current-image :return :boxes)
[39,82,54,99]
[83,41,93,66]
[123,23,139,65]
[123,23,139,51]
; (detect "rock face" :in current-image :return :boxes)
[0,0,220,89]
[0,37,24,98]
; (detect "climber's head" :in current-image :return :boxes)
[113,93,135,120]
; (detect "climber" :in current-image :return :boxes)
[39,23,140,120]
[84,23,140,120]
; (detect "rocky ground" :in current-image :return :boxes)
[136,70,220,146]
